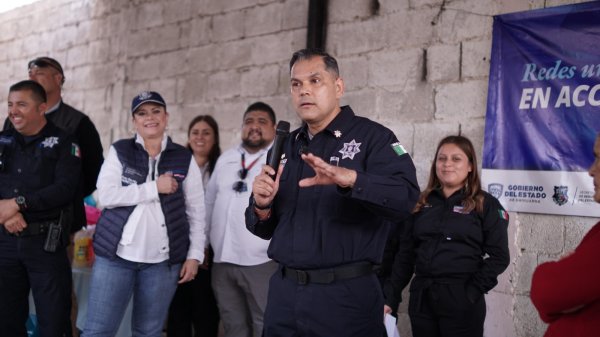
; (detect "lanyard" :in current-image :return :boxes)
[239,152,263,180]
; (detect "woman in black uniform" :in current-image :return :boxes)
[383,135,510,337]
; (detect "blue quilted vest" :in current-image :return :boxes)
[93,137,192,264]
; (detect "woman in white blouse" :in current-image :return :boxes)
[82,92,206,337]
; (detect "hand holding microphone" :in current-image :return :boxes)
[252,121,289,210]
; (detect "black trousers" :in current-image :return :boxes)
[0,232,72,337]
[167,267,220,337]
[263,269,385,337]
[408,283,486,337]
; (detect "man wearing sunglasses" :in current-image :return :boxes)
[204,102,278,337]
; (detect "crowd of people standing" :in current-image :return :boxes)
[0,49,597,337]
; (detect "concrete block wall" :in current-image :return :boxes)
[0,0,597,336]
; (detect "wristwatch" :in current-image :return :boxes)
[15,195,27,211]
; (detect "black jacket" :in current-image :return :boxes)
[246,106,420,269]
[0,121,81,224]
[384,189,510,309]
[4,101,103,232]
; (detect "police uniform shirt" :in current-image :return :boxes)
[0,121,81,224]
[246,106,420,269]
[384,189,510,309]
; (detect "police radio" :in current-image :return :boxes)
[43,211,64,252]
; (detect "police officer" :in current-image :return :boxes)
[383,135,510,337]
[0,80,81,337]
[246,49,420,337]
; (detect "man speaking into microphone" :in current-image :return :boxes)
[246,48,420,337]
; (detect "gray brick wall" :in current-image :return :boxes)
[0,0,596,336]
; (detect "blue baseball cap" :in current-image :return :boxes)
[131,91,166,114]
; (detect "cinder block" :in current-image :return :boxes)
[563,216,596,251]
[21,34,44,59]
[513,294,547,337]
[329,0,374,23]
[88,39,111,64]
[130,55,162,81]
[126,24,181,57]
[434,80,488,120]
[484,291,517,337]
[134,2,164,30]
[219,39,255,69]
[159,49,190,78]
[240,64,280,97]
[164,0,192,23]
[51,25,78,51]
[368,48,422,89]
[62,1,92,26]
[192,0,258,15]
[427,44,460,83]
[517,214,564,255]
[377,83,435,123]
[386,8,437,49]
[433,9,493,44]
[244,2,283,37]
[462,39,492,79]
[189,16,211,47]
[62,90,85,113]
[513,252,538,295]
[0,19,18,43]
[443,0,501,16]
[248,30,305,65]
[282,0,308,30]
[206,69,242,100]
[66,43,90,67]
[83,87,108,113]
[545,0,589,7]
[379,0,410,14]
[340,88,378,120]
[211,10,245,42]
[188,45,217,72]
[328,20,388,57]
[0,61,10,85]
[182,72,208,104]
[338,55,368,91]
[409,0,444,8]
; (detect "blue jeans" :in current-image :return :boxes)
[82,256,181,337]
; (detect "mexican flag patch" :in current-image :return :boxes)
[498,209,509,221]
[71,143,81,157]
[391,142,407,156]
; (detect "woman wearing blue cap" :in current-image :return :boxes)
[82,91,207,337]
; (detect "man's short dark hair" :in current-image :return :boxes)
[289,48,340,78]
[9,80,47,104]
[244,101,276,125]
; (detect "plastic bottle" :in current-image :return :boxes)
[73,228,92,268]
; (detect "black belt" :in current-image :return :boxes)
[282,262,375,285]
[13,220,57,237]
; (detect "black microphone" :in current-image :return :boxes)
[267,120,290,180]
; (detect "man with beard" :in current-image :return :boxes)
[204,102,278,337]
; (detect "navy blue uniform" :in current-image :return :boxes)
[384,189,510,337]
[246,106,419,337]
[0,121,81,337]
[4,101,104,233]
